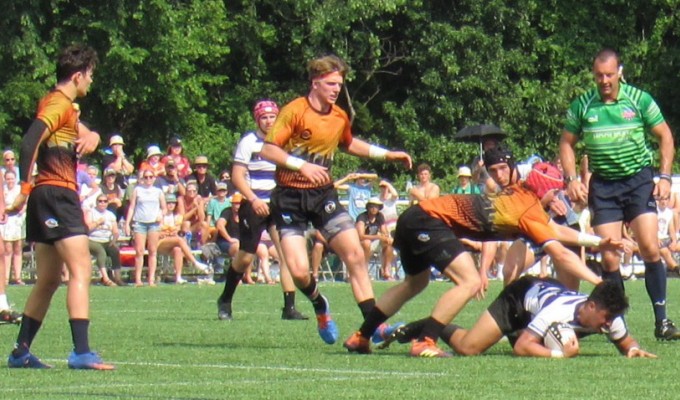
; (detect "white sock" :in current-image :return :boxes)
[0,294,9,310]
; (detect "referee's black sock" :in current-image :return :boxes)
[644,260,667,322]
[601,269,625,294]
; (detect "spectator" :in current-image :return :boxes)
[215,193,241,260]
[100,168,125,218]
[377,179,399,233]
[161,136,192,179]
[310,229,329,281]
[101,134,134,189]
[205,182,231,243]
[157,194,211,284]
[85,194,122,287]
[125,170,166,287]
[81,165,102,210]
[255,230,276,285]
[452,166,481,194]
[356,197,395,280]
[139,145,165,177]
[657,196,679,273]
[335,171,377,220]
[186,156,217,198]
[1,150,19,179]
[154,158,186,197]
[180,181,206,245]
[218,169,235,196]
[1,170,25,285]
[77,160,99,207]
[409,163,440,204]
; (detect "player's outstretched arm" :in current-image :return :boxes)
[344,138,412,169]
[616,335,657,359]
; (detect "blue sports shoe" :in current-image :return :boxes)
[7,352,52,369]
[372,322,405,344]
[316,313,339,344]
[67,351,115,370]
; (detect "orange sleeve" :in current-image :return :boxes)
[517,202,557,245]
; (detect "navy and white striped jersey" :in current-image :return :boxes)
[233,131,276,201]
[524,280,627,341]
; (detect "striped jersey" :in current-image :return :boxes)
[233,131,276,201]
[524,280,627,341]
[265,97,353,189]
[563,83,665,179]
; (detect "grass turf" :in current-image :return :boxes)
[0,278,679,399]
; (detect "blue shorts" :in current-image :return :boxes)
[588,167,656,226]
[132,221,161,235]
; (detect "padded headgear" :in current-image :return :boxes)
[482,146,515,169]
[524,162,565,198]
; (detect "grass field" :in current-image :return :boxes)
[0,278,679,399]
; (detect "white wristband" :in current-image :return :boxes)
[369,145,388,160]
[577,232,602,247]
[285,156,306,171]
[550,349,564,358]
[627,346,639,356]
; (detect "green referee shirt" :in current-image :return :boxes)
[563,83,665,179]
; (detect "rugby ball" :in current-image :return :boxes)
[544,322,576,351]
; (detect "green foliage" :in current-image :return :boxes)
[1,0,679,173]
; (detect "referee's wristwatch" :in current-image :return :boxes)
[564,175,579,184]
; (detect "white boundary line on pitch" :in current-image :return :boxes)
[36,358,449,377]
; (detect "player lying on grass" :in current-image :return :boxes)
[380,276,656,359]
[343,147,623,357]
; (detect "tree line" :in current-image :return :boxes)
[1,0,678,190]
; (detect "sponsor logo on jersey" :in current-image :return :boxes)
[324,201,337,214]
[621,108,636,120]
[44,218,59,229]
[587,115,599,123]
[300,129,312,140]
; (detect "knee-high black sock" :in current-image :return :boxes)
[12,315,42,357]
[283,291,296,310]
[359,306,388,339]
[69,319,91,355]
[299,277,328,314]
[601,269,625,294]
[418,317,447,342]
[358,299,376,319]
[219,267,244,304]
[644,260,667,322]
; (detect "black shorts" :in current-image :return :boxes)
[238,199,273,254]
[393,206,466,276]
[270,185,348,234]
[487,276,563,334]
[26,185,87,244]
[588,167,656,226]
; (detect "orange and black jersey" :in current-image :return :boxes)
[21,90,79,190]
[418,183,557,246]
[265,97,352,189]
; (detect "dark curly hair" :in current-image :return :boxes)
[588,280,629,317]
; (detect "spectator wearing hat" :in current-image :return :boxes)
[216,193,243,275]
[157,193,211,284]
[205,182,232,243]
[335,171,378,220]
[154,158,186,198]
[378,179,399,233]
[100,167,125,218]
[140,145,166,178]
[356,197,395,280]
[452,166,481,194]
[101,134,134,189]
[85,194,122,287]
[186,155,217,198]
[161,136,192,179]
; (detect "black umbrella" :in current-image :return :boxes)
[454,124,507,156]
